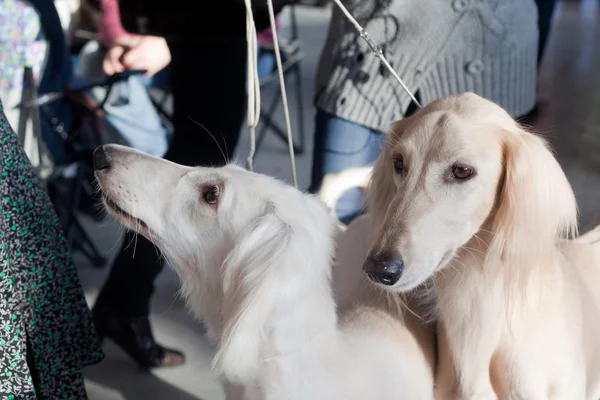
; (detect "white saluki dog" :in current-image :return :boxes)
[363,92,600,399]
[93,144,434,400]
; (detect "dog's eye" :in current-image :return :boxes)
[202,185,220,204]
[451,165,474,180]
[393,156,404,173]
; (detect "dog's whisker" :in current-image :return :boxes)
[186,113,228,165]
[132,221,139,258]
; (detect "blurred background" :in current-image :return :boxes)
[1,0,599,398]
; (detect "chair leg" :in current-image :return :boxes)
[255,89,282,154]
[258,111,304,155]
[292,62,305,154]
[256,65,305,155]
[47,166,107,268]
[71,217,107,267]
[72,165,107,267]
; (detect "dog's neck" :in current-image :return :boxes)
[261,287,337,356]
[219,257,338,396]
[431,220,565,397]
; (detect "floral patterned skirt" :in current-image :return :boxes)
[0,98,104,399]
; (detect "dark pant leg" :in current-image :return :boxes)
[95,36,247,318]
[536,0,558,67]
[164,37,247,167]
[94,230,162,318]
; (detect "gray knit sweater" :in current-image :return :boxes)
[314,0,539,132]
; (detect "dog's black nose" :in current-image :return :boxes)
[93,146,111,171]
[363,256,404,286]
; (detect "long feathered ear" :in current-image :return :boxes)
[488,128,578,277]
[212,205,292,384]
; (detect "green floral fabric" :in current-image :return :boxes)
[0,98,103,399]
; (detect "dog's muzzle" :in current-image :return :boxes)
[363,256,404,286]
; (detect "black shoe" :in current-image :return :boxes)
[93,304,185,368]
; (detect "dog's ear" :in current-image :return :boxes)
[488,128,578,274]
[212,205,292,384]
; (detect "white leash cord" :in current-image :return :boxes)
[244,0,416,188]
[331,0,421,108]
[244,0,261,172]
[266,0,298,188]
[244,0,298,188]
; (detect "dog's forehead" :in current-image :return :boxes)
[389,111,467,151]
[187,164,247,181]
[429,92,509,119]
[387,112,505,168]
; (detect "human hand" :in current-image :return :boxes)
[103,34,171,77]
[102,42,127,76]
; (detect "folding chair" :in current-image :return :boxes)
[254,4,306,156]
[16,67,144,268]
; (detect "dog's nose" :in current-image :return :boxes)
[363,256,404,286]
[93,145,111,171]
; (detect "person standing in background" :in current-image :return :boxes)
[535,0,558,67]
[92,0,293,368]
[309,0,539,225]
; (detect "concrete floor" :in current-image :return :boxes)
[77,1,600,399]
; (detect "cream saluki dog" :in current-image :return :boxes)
[363,92,600,399]
[93,144,434,400]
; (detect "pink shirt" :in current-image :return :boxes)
[98,0,279,47]
[98,0,128,48]
[256,18,280,45]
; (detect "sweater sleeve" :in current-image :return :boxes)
[98,0,129,48]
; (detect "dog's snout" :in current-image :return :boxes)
[363,256,404,286]
[93,145,111,171]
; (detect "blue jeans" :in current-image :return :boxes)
[101,75,169,157]
[257,45,277,81]
[309,109,383,225]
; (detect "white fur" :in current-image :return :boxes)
[366,92,600,399]
[316,166,373,218]
[95,145,434,400]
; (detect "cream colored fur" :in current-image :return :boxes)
[95,145,434,400]
[365,92,600,399]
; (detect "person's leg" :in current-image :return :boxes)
[536,0,558,67]
[308,109,383,225]
[164,36,247,167]
[92,229,175,368]
[93,36,247,367]
[257,44,276,82]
